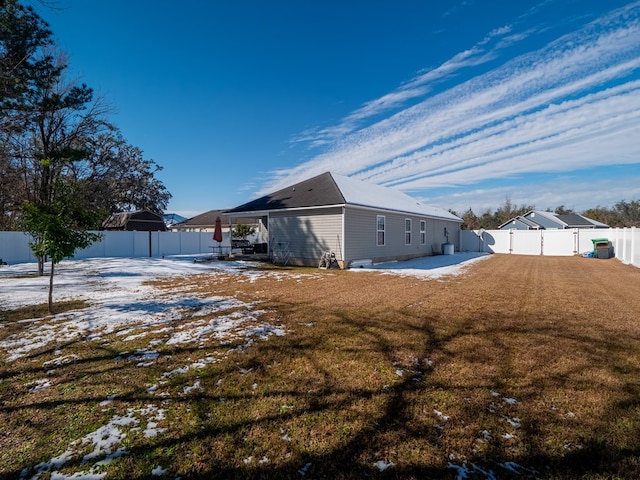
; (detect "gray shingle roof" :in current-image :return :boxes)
[226,173,345,213]
[555,214,597,227]
[227,172,461,221]
[176,210,227,228]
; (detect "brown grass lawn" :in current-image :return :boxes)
[1,254,640,479]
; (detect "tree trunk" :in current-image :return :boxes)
[48,259,55,314]
[38,255,45,276]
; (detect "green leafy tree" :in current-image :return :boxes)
[455,197,537,230]
[459,208,480,230]
[1,1,171,230]
[614,200,640,227]
[21,181,102,313]
[553,205,575,215]
[1,0,56,229]
[233,223,256,240]
[0,0,56,113]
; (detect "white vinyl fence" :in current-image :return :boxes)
[1,228,638,268]
[0,230,229,265]
[460,227,640,268]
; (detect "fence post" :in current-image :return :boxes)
[631,227,636,267]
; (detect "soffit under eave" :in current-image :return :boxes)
[223,204,346,218]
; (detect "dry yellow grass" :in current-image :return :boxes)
[2,254,640,479]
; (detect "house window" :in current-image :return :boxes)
[377,215,385,246]
[420,220,426,245]
[405,219,412,245]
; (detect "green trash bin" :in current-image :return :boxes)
[591,238,612,259]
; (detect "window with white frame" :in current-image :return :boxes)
[405,218,412,245]
[377,215,385,246]
[420,220,426,244]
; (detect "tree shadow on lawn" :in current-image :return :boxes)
[4,300,640,479]
[150,310,640,478]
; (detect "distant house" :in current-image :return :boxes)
[102,210,167,231]
[172,209,227,233]
[499,210,608,230]
[224,171,462,268]
[163,213,187,229]
[499,216,542,230]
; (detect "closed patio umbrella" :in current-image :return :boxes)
[213,216,223,246]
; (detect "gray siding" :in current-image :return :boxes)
[428,218,460,253]
[499,219,530,230]
[343,207,460,266]
[269,208,343,266]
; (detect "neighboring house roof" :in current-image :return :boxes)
[226,172,461,222]
[102,210,167,231]
[176,209,228,229]
[163,213,187,228]
[498,216,541,230]
[523,210,565,228]
[175,209,261,229]
[555,213,608,228]
[500,210,608,229]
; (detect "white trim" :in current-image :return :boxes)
[224,204,346,218]
[226,203,462,224]
[341,206,346,261]
[344,203,462,223]
[405,218,412,245]
[377,215,386,246]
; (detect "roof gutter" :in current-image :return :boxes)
[224,202,462,223]
[345,202,463,222]
[223,204,347,217]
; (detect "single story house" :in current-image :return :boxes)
[224,171,462,268]
[102,210,167,231]
[499,210,608,230]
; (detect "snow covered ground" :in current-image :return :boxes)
[356,251,489,278]
[1,253,489,362]
[0,253,489,311]
[0,253,491,479]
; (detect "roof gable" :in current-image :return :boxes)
[227,172,345,213]
[498,216,541,229]
[523,210,565,228]
[504,210,609,229]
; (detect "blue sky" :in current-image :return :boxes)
[39,0,640,218]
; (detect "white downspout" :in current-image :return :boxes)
[341,206,346,267]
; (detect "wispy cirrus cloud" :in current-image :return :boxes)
[265,2,640,210]
[290,23,524,149]
[427,171,640,214]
